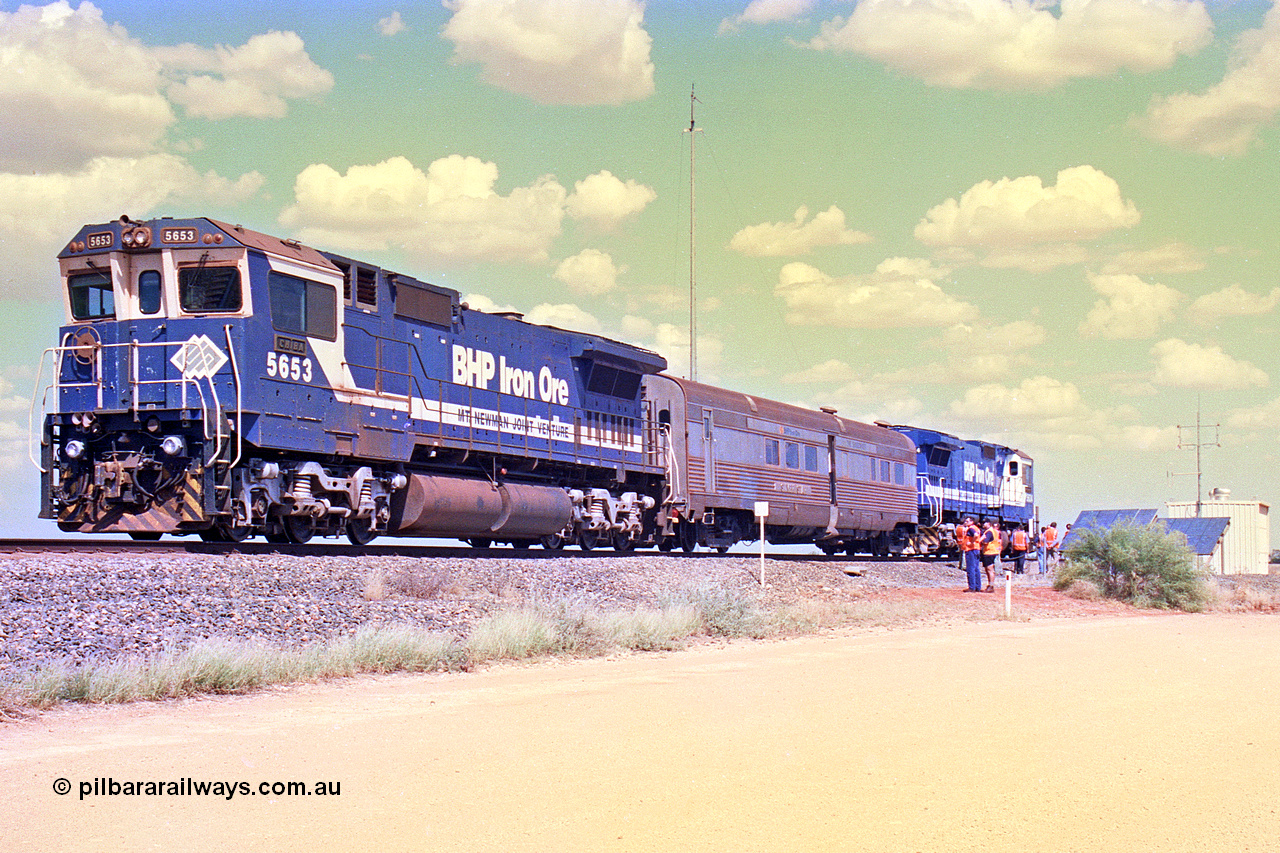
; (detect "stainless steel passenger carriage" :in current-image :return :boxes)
[645,376,918,553]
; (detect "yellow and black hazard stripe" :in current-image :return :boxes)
[178,468,204,522]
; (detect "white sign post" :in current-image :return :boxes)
[754,502,769,586]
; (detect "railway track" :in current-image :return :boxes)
[0,537,895,563]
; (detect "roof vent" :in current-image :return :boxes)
[1210,487,1232,501]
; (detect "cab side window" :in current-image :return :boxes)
[179,266,242,313]
[139,270,162,315]
[68,271,114,320]
[268,271,337,340]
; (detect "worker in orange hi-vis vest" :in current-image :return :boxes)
[979,521,1002,592]
[1010,525,1029,574]
[957,517,981,592]
[1042,522,1060,569]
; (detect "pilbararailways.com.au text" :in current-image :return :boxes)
[54,777,341,801]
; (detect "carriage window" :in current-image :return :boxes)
[785,442,800,469]
[880,460,891,481]
[765,439,780,466]
[268,271,337,340]
[138,271,161,315]
[68,271,115,320]
[895,463,906,485]
[804,445,819,472]
[179,265,241,313]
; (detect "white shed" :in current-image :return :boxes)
[1166,488,1270,575]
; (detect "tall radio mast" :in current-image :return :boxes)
[684,85,701,382]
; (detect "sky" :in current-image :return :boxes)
[2,0,1279,541]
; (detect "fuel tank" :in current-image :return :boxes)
[390,474,571,539]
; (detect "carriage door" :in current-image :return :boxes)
[703,410,715,493]
[827,435,838,505]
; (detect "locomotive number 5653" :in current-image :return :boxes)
[266,352,312,383]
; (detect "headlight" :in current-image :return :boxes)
[160,435,186,456]
[64,440,85,460]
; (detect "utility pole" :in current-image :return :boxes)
[684,85,701,382]
[1176,398,1220,517]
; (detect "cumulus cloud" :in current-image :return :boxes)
[719,0,819,34]
[442,0,655,105]
[523,302,603,334]
[943,374,1175,451]
[1151,338,1268,389]
[0,1,174,171]
[977,243,1092,273]
[775,258,979,328]
[278,155,568,263]
[950,375,1087,422]
[1227,395,1280,431]
[0,0,333,166]
[554,249,623,295]
[565,170,656,230]
[781,359,860,384]
[728,205,872,257]
[1190,283,1280,323]
[619,315,722,380]
[915,165,1140,250]
[461,294,603,334]
[1100,242,1206,275]
[1079,272,1183,339]
[158,31,333,120]
[807,0,1213,90]
[0,154,265,297]
[1137,2,1280,156]
[378,11,407,36]
[957,321,1049,351]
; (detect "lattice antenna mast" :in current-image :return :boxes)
[1176,398,1220,517]
[684,85,702,382]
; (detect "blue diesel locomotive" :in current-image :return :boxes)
[36,216,666,547]
[33,215,1018,555]
[889,425,1036,554]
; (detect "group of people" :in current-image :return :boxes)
[953,518,1065,592]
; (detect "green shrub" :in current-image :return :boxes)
[1054,521,1212,611]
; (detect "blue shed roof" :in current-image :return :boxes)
[1063,509,1228,556]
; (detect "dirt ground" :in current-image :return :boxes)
[3,611,1280,852]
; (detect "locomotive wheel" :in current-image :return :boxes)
[578,529,599,551]
[283,515,315,545]
[657,538,674,552]
[467,537,492,550]
[219,522,254,543]
[128,531,162,541]
[539,533,565,551]
[346,519,377,546]
[678,521,697,553]
[612,531,635,552]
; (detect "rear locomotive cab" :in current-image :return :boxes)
[38,216,356,540]
[889,425,1036,555]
